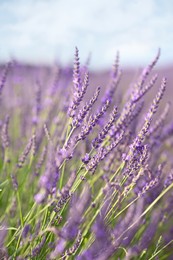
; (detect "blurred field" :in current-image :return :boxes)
[1,62,172,125]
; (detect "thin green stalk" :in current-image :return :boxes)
[59,161,66,190]
[114,182,173,244]
[148,239,173,260]
[17,191,24,228]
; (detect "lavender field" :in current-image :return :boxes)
[0,48,173,259]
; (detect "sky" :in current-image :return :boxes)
[0,0,173,69]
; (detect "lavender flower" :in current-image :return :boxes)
[32,236,46,257]
[1,48,173,260]
[73,47,82,90]
[10,174,18,191]
[76,99,110,141]
[32,80,42,124]
[0,61,12,96]
[35,146,47,176]
[164,170,173,188]
[51,185,91,258]
[136,48,160,90]
[52,171,76,214]
[92,106,118,148]
[147,102,170,139]
[131,74,158,103]
[127,77,166,160]
[17,137,33,168]
[72,86,101,128]
[86,131,124,173]
[137,211,161,252]
[1,115,10,149]
[68,72,89,118]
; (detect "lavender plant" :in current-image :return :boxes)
[0,49,173,260]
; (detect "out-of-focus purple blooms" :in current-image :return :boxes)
[50,238,66,259]
[147,102,170,139]
[49,66,61,96]
[131,74,158,103]
[160,121,173,142]
[164,170,173,188]
[32,80,42,125]
[31,131,36,157]
[72,86,101,128]
[101,181,122,218]
[1,115,10,149]
[112,199,144,249]
[22,224,31,238]
[0,223,9,259]
[137,211,161,252]
[10,174,18,191]
[82,153,91,164]
[17,137,33,168]
[110,52,160,139]
[52,171,76,214]
[32,236,46,257]
[51,185,91,258]
[129,101,144,126]
[61,184,91,240]
[35,146,47,176]
[0,61,12,96]
[137,48,160,90]
[62,231,82,258]
[0,223,7,248]
[39,146,59,194]
[102,70,122,105]
[43,123,52,143]
[138,176,159,197]
[34,190,47,204]
[35,145,59,203]
[78,216,112,260]
[57,137,76,162]
[134,162,165,203]
[102,51,120,103]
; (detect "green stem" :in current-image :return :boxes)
[17,191,24,227]
[148,239,173,260]
[115,182,173,244]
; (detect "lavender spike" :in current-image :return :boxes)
[147,102,170,138]
[72,86,101,128]
[17,137,33,168]
[132,74,158,103]
[75,99,110,141]
[0,61,12,96]
[68,72,89,118]
[73,47,81,91]
[137,48,160,90]
[1,115,10,149]
[128,77,166,157]
[92,106,118,148]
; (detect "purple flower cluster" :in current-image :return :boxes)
[0,48,173,259]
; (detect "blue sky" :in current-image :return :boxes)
[0,0,173,69]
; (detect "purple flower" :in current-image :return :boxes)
[72,86,101,128]
[92,106,118,148]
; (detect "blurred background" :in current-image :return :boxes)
[0,0,173,70]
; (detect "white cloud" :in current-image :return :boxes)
[0,0,173,69]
